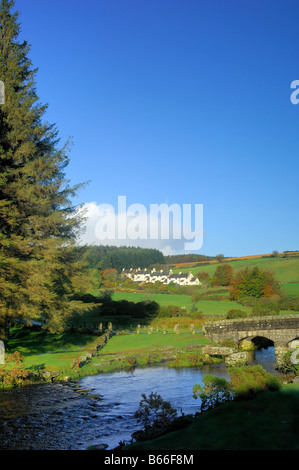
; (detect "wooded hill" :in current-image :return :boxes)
[75,245,166,271]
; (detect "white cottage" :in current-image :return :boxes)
[121,267,200,286]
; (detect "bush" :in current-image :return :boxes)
[228,365,281,399]
[157,305,189,318]
[191,292,202,303]
[193,366,281,413]
[134,392,177,435]
[251,300,280,317]
[193,375,234,412]
[190,310,204,319]
[226,309,248,319]
[237,296,260,307]
[0,351,29,388]
[278,295,299,311]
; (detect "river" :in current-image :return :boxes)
[0,346,279,450]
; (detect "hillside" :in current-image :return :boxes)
[171,253,299,297]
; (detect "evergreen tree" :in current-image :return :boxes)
[0,0,89,341]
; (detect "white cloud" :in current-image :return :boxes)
[76,200,203,255]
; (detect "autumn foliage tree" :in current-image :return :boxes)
[229,267,280,300]
[211,264,233,286]
[99,268,119,286]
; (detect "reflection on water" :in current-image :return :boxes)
[0,346,282,450]
[247,346,278,375]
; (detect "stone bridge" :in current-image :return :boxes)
[203,315,299,359]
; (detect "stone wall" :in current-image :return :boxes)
[71,329,115,370]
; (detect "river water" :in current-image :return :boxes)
[0,346,278,450]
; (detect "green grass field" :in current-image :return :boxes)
[4,327,215,380]
[281,282,299,298]
[112,291,252,317]
[6,328,99,375]
[113,291,193,307]
[101,331,211,355]
[172,255,299,285]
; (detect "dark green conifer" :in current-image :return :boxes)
[0,0,89,340]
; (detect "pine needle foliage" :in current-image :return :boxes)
[0,0,89,339]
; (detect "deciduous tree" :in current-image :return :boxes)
[229,267,280,301]
[211,264,233,286]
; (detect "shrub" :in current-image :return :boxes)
[278,295,299,311]
[193,366,281,412]
[251,300,280,317]
[0,351,29,388]
[134,392,177,434]
[195,272,210,281]
[226,309,248,319]
[193,375,234,412]
[190,304,198,314]
[190,310,204,319]
[157,305,189,318]
[228,365,281,399]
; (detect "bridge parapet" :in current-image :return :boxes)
[203,315,299,350]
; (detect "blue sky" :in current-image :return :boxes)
[14,0,299,256]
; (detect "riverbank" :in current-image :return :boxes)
[123,383,299,450]
[1,326,220,388]
[1,363,298,451]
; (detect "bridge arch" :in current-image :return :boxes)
[203,315,299,362]
[239,335,274,351]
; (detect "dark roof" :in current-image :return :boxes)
[169,273,189,279]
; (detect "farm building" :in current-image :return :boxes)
[121,267,200,286]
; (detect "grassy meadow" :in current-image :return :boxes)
[172,253,299,284]
[101,330,211,355]
[4,326,215,382]
[112,291,252,318]
[5,327,100,378]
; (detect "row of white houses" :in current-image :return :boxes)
[121,267,201,286]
